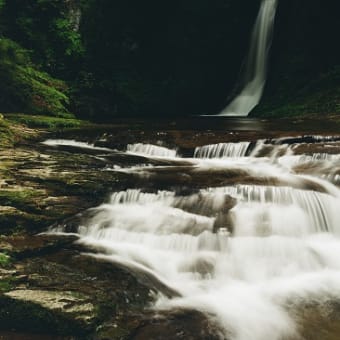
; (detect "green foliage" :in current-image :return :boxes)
[54,18,83,58]
[1,0,84,77]
[0,38,72,117]
[18,66,71,117]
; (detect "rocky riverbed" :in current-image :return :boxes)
[0,118,231,339]
[1,116,340,339]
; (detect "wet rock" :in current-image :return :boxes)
[2,120,340,340]
[0,268,16,276]
[293,142,340,156]
[0,249,154,337]
[5,289,95,323]
[0,293,92,337]
[127,165,329,193]
[0,332,73,340]
[94,309,225,340]
[0,234,78,260]
[0,143,132,236]
[127,309,224,340]
[275,136,340,146]
[213,211,234,234]
[173,193,237,218]
[293,300,340,340]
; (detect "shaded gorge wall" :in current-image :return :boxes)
[256,0,340,116]
[80,0,340,118]
[78,0,262,118]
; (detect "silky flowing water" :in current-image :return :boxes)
[46,128,340,340]
[219,0,278,116]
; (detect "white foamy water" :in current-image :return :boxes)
[279,153,340,166]
[110,189,175,204]
[42,139,113,151]
[219,0,278,116]
[203,185,340,235]
[58,182,340,339]
[49,135,340,340]
[127,143,178,158]
[194,142,250,158]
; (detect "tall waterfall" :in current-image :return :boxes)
[219,0,278,116]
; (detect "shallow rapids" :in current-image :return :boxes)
[47,136,340,340]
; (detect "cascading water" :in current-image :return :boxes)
[42,139,113,151]
[49,134,340,340]
[218,0,278,116]
[127,143,178,158]
[194,142,251,158]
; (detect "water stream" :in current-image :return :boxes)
[46,133,340,340]
[219,0,278,116]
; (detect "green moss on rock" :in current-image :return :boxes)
[0,253,11,267]
[5,114,86,130]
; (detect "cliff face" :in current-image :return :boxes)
[272,0,340,81]
[79,0,340,117]
[78,0,262,117]
[257,0,340,116]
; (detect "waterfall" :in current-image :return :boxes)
[219,0,278,116]
[203,185,340,235]
[71,184,340,340]
[194,142,251,158]
[127,143,178,158]
[110,189,175,204]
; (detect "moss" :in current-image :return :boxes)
[4,113,87,130]
[0,116,15,146]
[0,253,13,292]
[0,189,40,210]
[0,253,11,267]
[0,280,12,292]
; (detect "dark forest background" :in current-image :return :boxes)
[0,0,339,120]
